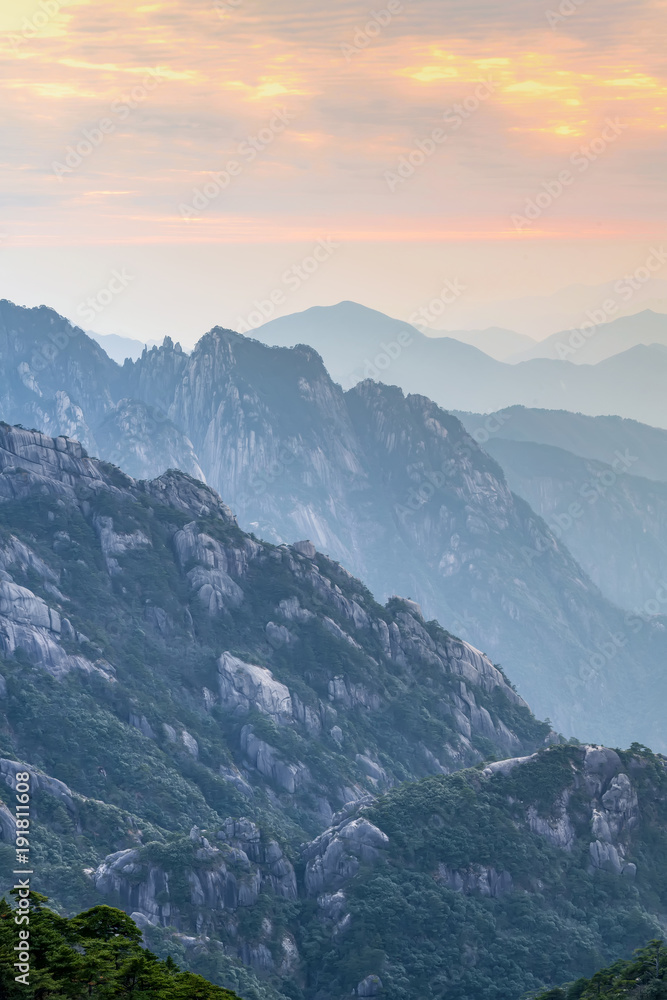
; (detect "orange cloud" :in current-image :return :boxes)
[0,0,665,245]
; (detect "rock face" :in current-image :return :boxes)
[0,421,550,851]
[2,300,667,745]
[482,434,667,612]
[495,745,641,876]
[95,398,206,483]
[218,653,293,719]
[303,802,389,896]
[438,864,513,897]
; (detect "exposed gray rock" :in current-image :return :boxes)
[218,818,297,900]
[93,849,175,926]
[144,605,174,637]
[601,773,639,837]
[218,652,292,719]
[439,864,513,897]
[583,746,623,796]
[357,974,383,997]
[483,754,538,778]
[0,801,15,841]
[141,469,236,524]
[392,596,424,620]
[0,535,60,586]
[322,616,362,649]
[265,621,295,648]
[240,725,308,794]
[181,731,199,758]
[0,758,76,812]
[291,692,322,735]
[292,540,317,559]
[317,889,347,920]
[94,515,151,575]
[219,763,254,798]
[526,798,576,851]
[173,524,245,614]
[277,596,314,623]
[96,398,206,483]
[0,579,61,632]
[303,808,389,895]
[131,911,156,931]
[0,612,101,680]
[589,840,626,875]
[130,714,155,739]
[356,754,388,786]
[327,675,380,711]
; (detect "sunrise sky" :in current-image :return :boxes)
[1,0,666,341]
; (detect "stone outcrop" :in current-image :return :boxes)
[483,745,643,878]
[438,864,513,898]
[218,653,293,719]
[303,801,389,896]
[0,423,549,838]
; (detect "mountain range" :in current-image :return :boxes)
[509,309,667,364]
[4,300,667,745]
[455,407,667,611]
[432,277,667,338]
[254,301,667,427]
[1,424,667,1000]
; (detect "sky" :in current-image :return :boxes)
[1,0,666,342]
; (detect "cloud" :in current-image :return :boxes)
[0,0,665,245]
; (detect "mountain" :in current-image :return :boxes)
[3,300,667,744]
[0,421,549,996]
[510,310,667,364]
[254,300,504,389]
[440,326,537,361]
[253,301,667,428]
[482,437,667,611]
[2,426,667,1000]
[0,301,201,474]
[453,407,667,609]
[454,406,667,484]
[87,331,154,364]
[258,302,535,364]
[0,299,120,451]
[295,743,667,1000]
[438,278,667,338]
[533,939,667,1000]
[121,329,667,745]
